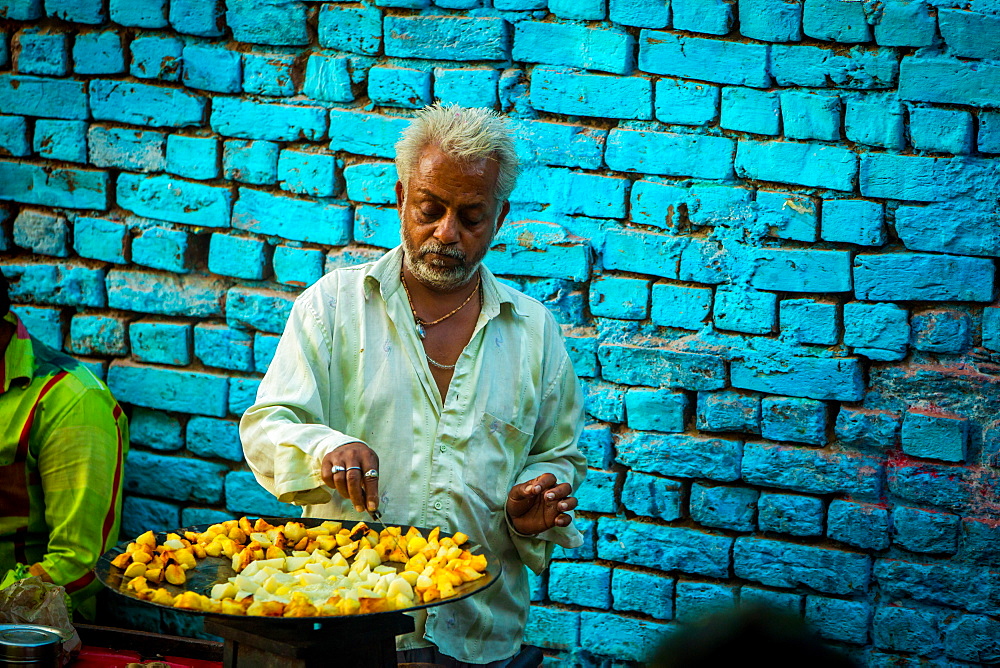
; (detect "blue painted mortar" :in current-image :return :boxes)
[1,0,999,664]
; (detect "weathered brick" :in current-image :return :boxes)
[675,582,737,623]
[735,537,871,595]
[843,302,909,362]
[344,162,397,205]
[690,483,758,532]
[11,305,64,350]
[16,28,68,76]
[384,15,509,61]
[513,22,634,75]
[108,360,229,416]
[714,288,776,335]
[580,611,671,663]
[611,569,673,620]
[130,34,182,81]
[779,299,839,346]
[895,204,999,259]
[621,471,682,521]
[739,0,802,41]
[13,209,69,257]
[90,80,206,127]
[226,0,308,46]
[875,559,1000,615]
[651,283,712,331]
[166,135,221,181]
[433,67,499,109]
[873,605,943,655]
[33,119,87,162]
[225,286,296,334]
[125,449,227,503]
[828,500,891,551]
[899,56,1000,107]
[110,0,167,27]
[835,408,899,451]
[129,319,192,367]
[89,126,166,173]
[735,139,856,191]
[639,31,770,88]
[328,109,409,159]
[223,140,279,185]
[742,441,882,498]
[761,396,827,445]
[3,262,107,308]
[531,67,652,120]
[524,606,579,651]
[118,173,232,228]
[253,332,281,373]
[583,379,625,423]
[697,390,761,434]
[232,188,351,246]
[854,253,995,302]
[606,128,734,180]
[129,407,183,451]
[228,377,260,416]
[169,0,225,37]
[805,596,870,645]
[609,0,669,28]
[821,199,885,246]
[901,409,968,463]
[194,322,254,372]
[0,161,109,210]
[183,43,241,93]
[549,562,612,608]
[731,354,863,402]
[211,97,327,142]
[224,471,300,516]
[121,497,179,538]
[45,0,104,23]
[720,87,780,135]
[576,469,617,513]
[874,0,935,47]
[107,270,226,319]
[131,226,192,274]
[759,493,824,537]
[69,313,128,356]
[599,343,726,391]
[654,78,720,126]
[617,430,742,481]
[354,205,400,250]
[488,222,590,282]
[894,505,960,555]
[910,107,974,155]
[772,45,897,89]
[243,52,295,97]
[944,614,1000,664]
[598,518,733,578]
[318,4,381,55]
[510,119,607,170]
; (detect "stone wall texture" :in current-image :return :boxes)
[2,0,1000,664]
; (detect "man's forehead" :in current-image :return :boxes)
[414,144,498,178]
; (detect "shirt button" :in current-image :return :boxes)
[440,444,447,452]
[434,501,443,510]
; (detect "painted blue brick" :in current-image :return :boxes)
[72,30,124,75]
[514,168,629,218]
[654,79,720,127]
[617,431,742,483]
[803,0,870,42]
[223,139,278,185]
[121,497,179,539]
[130,319,191,366]
[874,0,935,47]
[761,191,819,242]
[939,8,1000,60]
[90,79,206,127]
[183,43,241,93]
[211,97,327,141]
[228,377,260,416]
[577,469,617,513]
[583,380,625,423]
[73,216,126,264]
[33,119,87,163]
[118,173,232,228]
[549,0,603,19]
[758,493,824,536]
[688,183,753,227]
[233,188,351,246]
[736,536,871,595]
[0,75,88,120]
[17,28,68,76]
[109,361,228,416]
[166,135,220,180]
[125,449,226,503]
[88,126,166,172]
[531,67,652,120]
[609,0,668,28]
[225,286,295,334]
[243,52,295,97]
[110,0,167,27]
[611,570,672,620]
[0,115,28,156]
[0,0,42,20]
[639,31,770,88]
[207,234,268,281]
[835,407,899,450]
[524,606,579,651]
[607,129,735,180]
[894,505,960,554]
[564,330,598,378]
[675,582,737,622]
[625,388,687,433]
[489,238,591,283]
[194,323,254,372]
[14,209,69,257]
[44,0,103,23]
[272,245,324,289]
[861,153,998,203]
[697,390,760,434]
[0,160,109,209]
[328,109,409,159]
[553,516,596,561]
[854,253,995,302]
[772,44,897,90]
[253,332,280,374]
[129,34,182,81]
[181,508,234,527]
[760,397,827,445]
[780,90,841,141]
[369,66,431,109]
[739,0,802,41]
[514,22,633,75]
[827,499,890,550]
[318,4,380,55]
[901,410,968,463]
[303,54,353,103]
[549,562,612,608]
[353,205,400,249]
[743,442,881,497]
[805,596,870,645]
[278,150,341,198]
[779,299,839,346]
[589,276,648,320]
[845,95,905,149]
[344,162,395,204]
[580,611,671,664]
[326,247,386,271]
[650,283,712,331]
[820,199,885,246]
[599,518,733,579]
[714,287,776,335]
[874,559,1000,616]
[673,0,734,34]
[844,301,911,362]
[983,307,1000,352]
[577,423,613,470]
[106,269,225,317]
[720,87,779,135]
[690,483,757,532]
[621,471,683,521]
[131,226,191,273]
[909,107,973,155]
[910,309,971,354]
[981,111,1000,154]
[11,306,64,350]
[3,262,106,308]
[433,67,499,109]
[629,180,685,231]
[872,606,943,654]
[226,0,308,46]
[129,407,182,451]
[168,0,222,36]
[895,205,1000,258]
[944,614,1000,664]
[751,248,851,293]
[384,15,508,61]
[736,139,856,191]
[740,588,802,614]
[598,343,727,391]
[225,470,299,515]
[70,313,127,356]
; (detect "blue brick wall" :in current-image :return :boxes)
[2,2,999,664]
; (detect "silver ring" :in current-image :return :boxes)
[346,466,362,472]
[331,465,346,474]
[364,469,379,479]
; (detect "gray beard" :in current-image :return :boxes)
[400,228,491,292]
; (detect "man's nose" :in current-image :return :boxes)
[433,210,460,244]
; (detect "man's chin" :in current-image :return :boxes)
[410,259,479,291]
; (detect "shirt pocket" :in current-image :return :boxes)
[462,412,533,513]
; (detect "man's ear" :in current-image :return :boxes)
[395,181,404,211]
[495,200,510,235]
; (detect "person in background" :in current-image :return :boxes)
[241,103,586,667]
[0,269,129,620]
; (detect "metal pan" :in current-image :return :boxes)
[96,517,501,624]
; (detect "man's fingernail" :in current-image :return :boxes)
[367,501,376,511]
[546,492,555,500]
[355,505,364,512]
[559,502,567,510]
[534,486,542,494]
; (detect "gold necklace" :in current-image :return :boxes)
[400,271,481,340]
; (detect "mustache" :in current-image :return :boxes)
[418,241,466,262]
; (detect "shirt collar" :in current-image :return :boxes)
[363,245,524,318]
[2,312,34,393]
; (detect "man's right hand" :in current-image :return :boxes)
[321,442,379,513]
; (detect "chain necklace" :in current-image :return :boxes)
[400,270,481,371]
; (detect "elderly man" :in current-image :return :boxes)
[240,103,586,667]
[0,270,129,620]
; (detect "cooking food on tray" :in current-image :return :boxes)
[108,517,488,617]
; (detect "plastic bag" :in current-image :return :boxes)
[0,575,82,664]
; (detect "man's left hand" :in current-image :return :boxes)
[506,473,578,536]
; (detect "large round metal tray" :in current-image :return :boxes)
[96,517,501,623]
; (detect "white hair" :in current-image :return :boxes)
[395,103,520,206]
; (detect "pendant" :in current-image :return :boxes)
[416,322,426,339]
